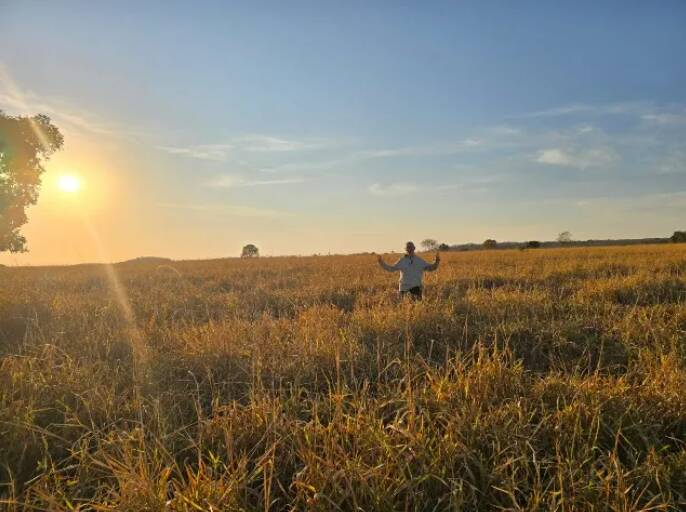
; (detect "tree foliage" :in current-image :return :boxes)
[241,244,259,258]
[421,238,438,251]
[438,243,450,251]
[526,240,541,249]
[671,231,686,243]
[0,111,63,252]
[557,231,573,244]
[483,239,497,249]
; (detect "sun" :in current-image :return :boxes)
[58,175,81,193]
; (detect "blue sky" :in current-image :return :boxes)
[1,1,685,263]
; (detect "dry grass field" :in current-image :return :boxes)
[2,245,686,510]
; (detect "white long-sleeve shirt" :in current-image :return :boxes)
[379,254,439,291]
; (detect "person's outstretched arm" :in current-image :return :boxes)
[377,254,400,272]
[424,252,440,271]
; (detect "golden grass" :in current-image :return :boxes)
[1,244,686,510]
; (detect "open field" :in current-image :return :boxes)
[2,245,686,510]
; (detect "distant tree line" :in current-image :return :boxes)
[244,231,685,259]
[419,231,685,252]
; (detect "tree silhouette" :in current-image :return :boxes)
[421,238,438,251]
[241,244,259,258]
[671,231,686,243]
[0,112,63,252]
[557,231,573,244]
[483,239,497,249]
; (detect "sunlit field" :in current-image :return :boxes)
[2,245,686,510]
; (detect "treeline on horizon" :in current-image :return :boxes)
[439,236,676,252]
[6,233,685,268]
[403,230,686,254]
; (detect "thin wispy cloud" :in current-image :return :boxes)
[222,137,486,178]
[536,147,618,169]
[655,149,686,175]
[155,101,686,190]
[368,181,470,196]
[207,175,306,188]
[368,183,419,196]
[0,64,117,136]
[236,135,324,152]
[567,191,686,213]
[488,125,522,136]
[158,143,234,161]
[157,202,294,218]
[510,102,649,120]
[158,134,327,161]
[519,105,594,118]
[537,149,573,166]
[433,183,464,191]
[640,111,686,126]
[160,134,486,174]
[508,102,686,134]
[357,138,484,160]
[257,158,348,174]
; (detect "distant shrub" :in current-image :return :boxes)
[557,231,573,244]
[438,243,450,251]
[670,231,686,243]
[483,239,497,249]
[526,241,541,249]
[421,238,438,251]
[241,244,260,257]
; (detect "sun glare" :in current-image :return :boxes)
[58,175,81,193]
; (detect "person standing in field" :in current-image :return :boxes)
[377,241,440,300]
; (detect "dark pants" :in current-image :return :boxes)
[401,286,423,301]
